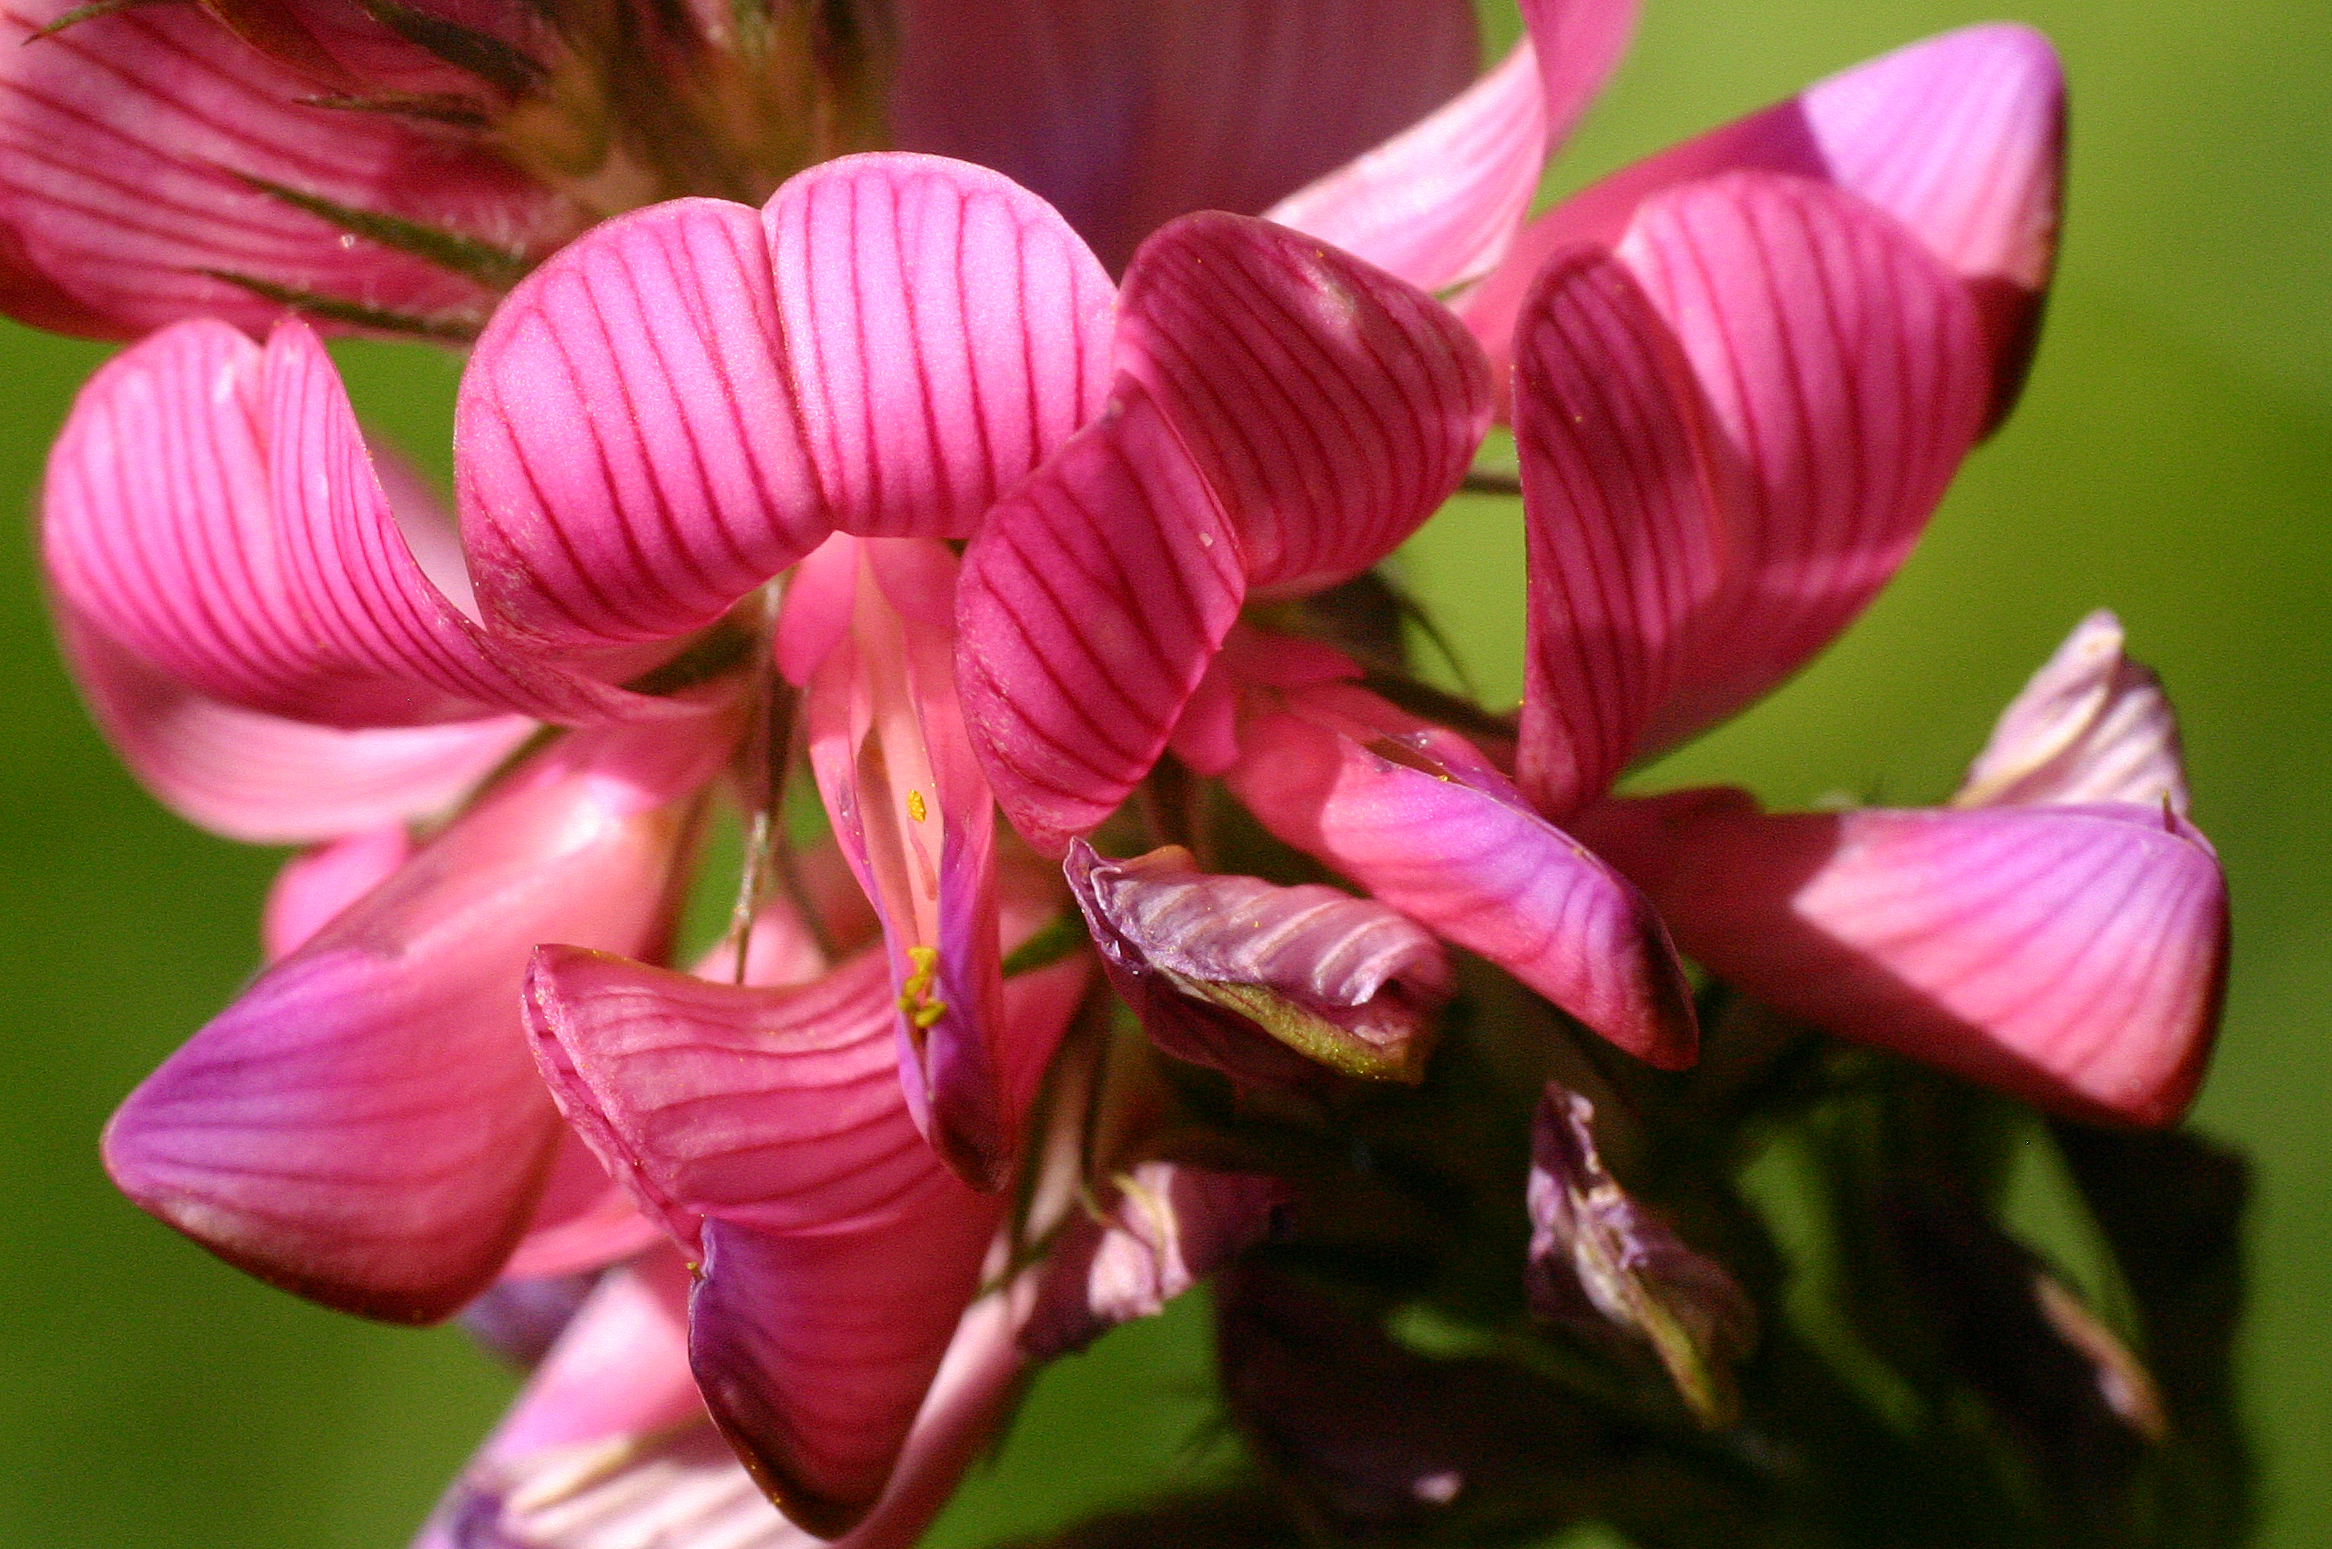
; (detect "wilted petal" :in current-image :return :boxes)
[1581,791,2229,1126]
[1956,611,2189,813]
[1529,1083,1755,1425]
[0,0,564,340]
[47,318,693,727]
[957,380,1246,857]
[1066,840,1448,1083]
[261,822,413,960]
[101,722,719,1323]
[1116,212,1491,595]
[457,197,825,650]
[1025,1160,1288,1359]
[1466,22,2063,422]
[890,0,1478,273]
[53,599,532,844]
[766,154,1116,540]
[1229,680,1695,1069]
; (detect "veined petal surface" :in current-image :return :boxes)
[890,0,1478,273]
[1956,610,2189,813]
[1582,792,2228,1126]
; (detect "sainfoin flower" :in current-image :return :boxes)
[25,0,2240,1543]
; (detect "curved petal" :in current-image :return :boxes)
[0,0,565,340]
[889,0,1479,273]
[100,721,720,1323]
[1465,22,2063,423]
[1514,173,1989,803]
[456,197,826,650]
[1955,611,2189,813]
[1580,792,2228,1126]
[1517,0,1642,154]
[46,318,696,727]
[1116,212,1492,594]
[500,1128,663,1282]
[260,822,414,960]
[53,599,532,845]
[956,380,1246,857]
[1228,679,1695,1069]
[766,153,1117,540]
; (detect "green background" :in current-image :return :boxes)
[1,1,2324,1544]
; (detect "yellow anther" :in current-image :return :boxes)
[898,945,946,1029]
[906,789,928,823]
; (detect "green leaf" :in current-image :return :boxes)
[355,0,545,97]
[195,270,479,343]
[231,174,530,291]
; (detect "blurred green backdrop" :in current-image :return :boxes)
[1,1,2324,1544]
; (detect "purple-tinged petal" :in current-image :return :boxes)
[1529,1083,1754,1426]
[53,599,532,844]
[1066,840,1449,1084]
[47,318,702,727]
[790,537,1016,1189]
[0,0,567,340]
[1263,37,1549,296]
[1025,1160,1289,1360]
[1517,173,1990,785]
[1956,611,2189,814]
[261,822,413,960]
[457,1270,602,1373]
[100,721,720,1323]
[957,380,1246,857]
[889,0,1478,273]
[1116,212,1492,595]
[1466,23,2062,422]
[456,197,825,651]
[1580,791,2229,1127]
[1228,679,1696,1069]
[766,154,1116,540]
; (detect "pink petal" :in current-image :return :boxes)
[1466,22,2063,422]
[500,1129,662,1283]
[765,154,1116,540]
[260,823,413,960]
[455,197,827,651]
[1581,792,2228,1126]
[0,0,565,340]
[1514,173,1989,796]
[53,599,531,845]
[1956,611,2189,814]
[789,538,1015,1190]
[46,318,695,727]
[100,722,719,1323]
[1116,212,1492,595]
[1228,679,1695,1068]
[1517,0,1643,154]
[889,0,1479,273]
[1263,37,1550,296]
[956,379,1246,856]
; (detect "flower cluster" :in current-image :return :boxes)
[6,2,2231,1545]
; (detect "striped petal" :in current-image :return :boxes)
[889,0,1479,273]
[1116,211,1492,595]
[766,154,1116,540]
[100,722,719,1323]
[1228,679,1695,1069]
[1581,792,2228,1126]
[1955,611,2189,813]
[0,0,564,340]
[1466,22,2063,423]
[1515,173,1989,807]
[47,318,689,727]
[522,946,1003,1535]
[956,380,1246,857]
[53,599,532,844]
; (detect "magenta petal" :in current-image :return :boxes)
[54,600,532,844]
[499,1129,662,1283]
[1116,212,1493,595]
[1263,37,1550,296]
[1517,0,1643,155]
[0,1,564,339]
[457,197,830,651]
[260,823,413,961]
[1583,793,2229,1126]
[1229,682,1695,1069]
[766,154,1116,541]
[889,0,1478,273]
[100,723,716,1323]
[956,380,1247,856]
[1955,611,2189,814]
